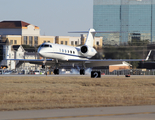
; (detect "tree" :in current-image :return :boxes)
[103,39,148,68]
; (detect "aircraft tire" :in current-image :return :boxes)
[80,69,85,75]
[54,69,59,75]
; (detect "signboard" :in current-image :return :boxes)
[91,71,101,78]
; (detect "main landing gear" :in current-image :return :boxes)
[80,62,85,75]
[54,69,59,75]
[80,69,85,75]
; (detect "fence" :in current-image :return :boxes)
[97,69,155,75]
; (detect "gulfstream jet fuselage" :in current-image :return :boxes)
[38,28,97,61]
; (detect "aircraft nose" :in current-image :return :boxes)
[38,49,44,57]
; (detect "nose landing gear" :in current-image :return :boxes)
[54,69,59,75]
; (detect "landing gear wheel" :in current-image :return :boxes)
[80,69,85,75]
[54,69,59,75]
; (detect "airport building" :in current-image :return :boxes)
[93,0,155,45]
[0,21,103,48]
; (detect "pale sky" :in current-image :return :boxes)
[0,0,93,36]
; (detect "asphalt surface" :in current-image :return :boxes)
[0,105,155,120]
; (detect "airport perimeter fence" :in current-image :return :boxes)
[97,69,155,76]
[1,68,155,75]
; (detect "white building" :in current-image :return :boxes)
[1,45,25,69]
[0,21,40,36]
[1,44,40,70]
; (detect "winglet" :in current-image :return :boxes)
[145,50,152,61]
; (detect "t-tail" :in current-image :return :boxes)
[69,28,96,47]
[84,28,96,47]
[69,28,119,47]
[69,28,120,58]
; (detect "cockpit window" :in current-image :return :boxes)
[50,45,52,48]
[44,44,49,47]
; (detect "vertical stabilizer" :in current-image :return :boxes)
[84,29,96,47]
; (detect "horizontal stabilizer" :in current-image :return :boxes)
[68,31,120,33]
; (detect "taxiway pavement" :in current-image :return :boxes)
[0,105,155,120]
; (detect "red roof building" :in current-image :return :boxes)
[0,21,39,29]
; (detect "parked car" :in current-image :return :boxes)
[33,70,40,75]
[0,69,4,74]
[3,70,12,74]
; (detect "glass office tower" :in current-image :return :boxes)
[93,0,155,45]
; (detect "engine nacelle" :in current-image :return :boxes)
[80,45,97,58]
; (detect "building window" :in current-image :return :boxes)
[71,41,74,45]
[48,41,50,42]
[34,36,38,46]
[29,36,33,46]
[75,41,78,45]
[61,41,63,44]
[10,40,13,44]
[44,41,46,43]
[96,41,99,46]
[65,41,67,45]
[23,36,27,45]
[14,40,17,44]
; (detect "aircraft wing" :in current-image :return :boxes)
[67,50,152,67]
[65,59,145,67]
[67,59,146,62]
[6,59,53,62]
[5,59,54,65]
[6,50,151,67]
[4,58,147,68]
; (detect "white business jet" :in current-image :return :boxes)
[7,29,151,75]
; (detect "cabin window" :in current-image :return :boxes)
[70,50,72,54]
[68,50,69,53]
[59,49,61,52]
[65,50,67,53]
[73,51,75,54]
[62,49,64,52]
